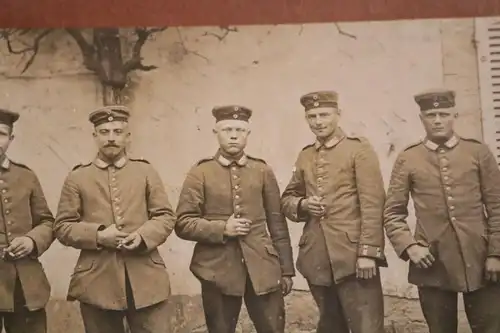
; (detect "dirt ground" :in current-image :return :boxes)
[42,290,472,333]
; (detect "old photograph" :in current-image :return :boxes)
[0,15,500,333]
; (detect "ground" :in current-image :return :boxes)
[43,291,471,333]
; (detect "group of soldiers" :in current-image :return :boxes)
[0,87,500,333]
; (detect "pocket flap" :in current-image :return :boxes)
[265,244,279,257]
[150,251,166,267]
[73,259,94,274]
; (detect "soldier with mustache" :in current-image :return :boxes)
[54,106,177,333]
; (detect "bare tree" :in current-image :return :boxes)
[0,28,167,105]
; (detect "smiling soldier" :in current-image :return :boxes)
[384,89,500,333]
[175,105,295,333]
[0,109,55,333]
[54,105,176,333]
[281,91,387,333]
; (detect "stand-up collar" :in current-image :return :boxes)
[215,150,248,167]
[423,135,460,151]
[93,155,128,169]
[314,127,346,150]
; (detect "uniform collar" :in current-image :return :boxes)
[314,127,346,150]
[93,155,128,169]
[0,157,10,170]
[423,135,460,151]
[215,150,248,167]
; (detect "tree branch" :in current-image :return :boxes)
[335,23,357,40]
[0,29,55,73]
[65,28,99,71]
[202,26,238,41]
[123,27,167,73]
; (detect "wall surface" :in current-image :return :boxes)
[0,17,481,332]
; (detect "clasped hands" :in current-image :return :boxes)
[97,224,143,250]
[1,236,35,260]
[300,196,326,217]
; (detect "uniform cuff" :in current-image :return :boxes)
[357,244,384,260]
[488,235,500,257]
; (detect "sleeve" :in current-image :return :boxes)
[353,140,387,261]
[175,165,228,244]
[25,173,55,257]
[383,152,418,261]
[262,165,295,277]
[280,153,309,222]
[53,173,105,250]
[477,144,500,257]
[134,166,177,252]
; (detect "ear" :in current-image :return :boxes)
[453,112,459,119]
[92,131,97,138]
[9,134,15,142]
[336,108,342,116]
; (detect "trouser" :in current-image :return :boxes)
[201,277,285,333]
[0,276,47,333]
[79,269,170,333]
[308,273,385,333]
[418,284,500,333]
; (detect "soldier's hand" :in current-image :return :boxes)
[224,214,252,237]
[356,257,377,279]
[406,244,435,269]
[119,232,144,251]
[5,236,34,259]
[281,276,293,296]
[485,257,500,283]
[97,225,129,249]
[301,196,325,217]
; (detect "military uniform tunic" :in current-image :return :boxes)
[0,158,54,312]
[175,151,295,297]
[384,135,500,292]
[281,128,387,286]
[54,156,176,310]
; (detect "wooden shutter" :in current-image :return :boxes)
[476,16,500,164]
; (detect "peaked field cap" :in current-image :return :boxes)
[89,105,131,126]
[212,105,252,122]
[0,109,20,126]
[300,91,339,111]
[414,88,456,111]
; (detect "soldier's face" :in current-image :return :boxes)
[0,124,13,157]
[93,121,130,159]
[419,108,457,140]
[305,107,340,139]
[213,120,250,155]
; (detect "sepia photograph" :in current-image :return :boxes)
[1,5,500,333]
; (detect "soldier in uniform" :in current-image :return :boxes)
[175,105,295,333]
[281,91,387,333]
[384,89,500,333]
[53,106,177,333]
[0,109,55,333]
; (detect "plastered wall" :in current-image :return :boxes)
[0,18,481,299]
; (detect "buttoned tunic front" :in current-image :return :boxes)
[175,151,295,297]
[0,158,54,312]
[281,128,387,286]
[54,156,176,310]
[384,135,500,292]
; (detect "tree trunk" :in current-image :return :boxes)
[102,84,124,105]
